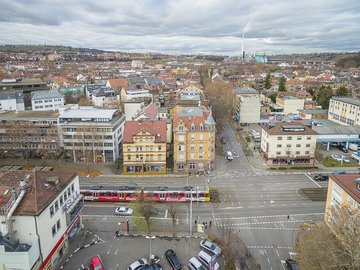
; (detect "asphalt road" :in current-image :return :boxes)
[75,120,328,270]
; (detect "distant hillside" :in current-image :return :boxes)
[0,44,106,54]
[335,53,360,68]
[268,52,360,63]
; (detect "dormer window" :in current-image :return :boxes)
[199,123,204,130]
[179,125,184,131]
[191,123,195,131]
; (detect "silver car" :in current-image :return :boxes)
[115,206,133,216]
[128,258,148,270]
[200,239,221,256]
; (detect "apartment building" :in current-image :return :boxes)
[173,106,216,174]
[58,106,125,163]
[122,120,167,174]
[120,86,152,102]
[328,97,360,126]
[325,174,360,223]
[0,171,83,270]
[0,92,25,111]
[260,122,318,165]
[31,90,64,111]
[235,88,260,123]
[276,95,305,114]
[0,111,60,158]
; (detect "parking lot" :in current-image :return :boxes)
[61,235,223,270]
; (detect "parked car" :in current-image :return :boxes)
[144,263,163,270]
[198,250,219,270]
[313,173,328,181]
[188,257,206,270]
[200,239,222,256]
[340,155,350,163]
[128,258,148,270]
[338,145,349,153]
[334,170,346,174]
[330,154,342,161]
[90,255,104,270]
[115,206,133,216]
[220,137,226,144]
[285,258,300,270]
[165,249,182,270]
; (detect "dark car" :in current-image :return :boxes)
[338,145,349,153]
[285,258,300,270]
[165,249,182,270]
[220,137,226,144]
[313,173,328,181]
[144,263,163,270]
[334,170,346,175]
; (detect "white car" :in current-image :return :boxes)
[340,155,350,163]
[115,206,133,216]
[330,155,342,161]
[200,239,222,256]
[128,258,148,270]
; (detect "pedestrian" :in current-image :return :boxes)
[207,178,210,185]
[287,215,290,219]
[205,221,207,229]
[195,220,197,225]
[209,220,212,227]
[203,221,205,227]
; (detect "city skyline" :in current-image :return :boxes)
[0,0,359,55]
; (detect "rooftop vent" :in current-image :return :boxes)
[46,176,60,186]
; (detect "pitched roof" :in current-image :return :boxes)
[330,174,360,203]
[173,107,215,130]
[261,122,318,136]
[123,120,167,143]
[31,90,63,100]
[107,78,127,89]
[138,103,159,119]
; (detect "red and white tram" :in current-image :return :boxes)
[80,185,210,203]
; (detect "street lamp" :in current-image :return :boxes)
[145,235,156,259]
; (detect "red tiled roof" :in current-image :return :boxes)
[108,78,127,89]
[123,120,167,143]
[140,104,159,119]
[330,174,360,203]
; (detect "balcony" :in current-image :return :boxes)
[0,235,40,269]
[62,193,84,227]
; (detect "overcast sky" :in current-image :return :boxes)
[0,0,359,55]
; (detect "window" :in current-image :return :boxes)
[191,134,195,140]
[199,144,203,151]
[287,136,292,140]
[60,196,63,206]
[286,144,291,148]
[127,155,131,161]
[199,123,204,130]
[158,154,162,160]
[295,151,300,155]
[306,144,310,147]
[297,137,302,140]
[199,134,203,140]
[50,206,54,217]
[296,144,301,148]
[158,146,162,151]
[67,188,71,197]
[199,153,203,159]
[52,225,56,237]
[178,135,184,142]
[179,125,183,131]
[56,219,61,231]
[306,136,311,140]
[277,144,282,148]
[277,137,283,140]
[191,123,195,130]
[178,145,184,151]
[178,163,184,170]
[71,184,74,193]
[190,153,195,159]
[127,146,131,151]
[54,201,59,212]
[286,151,291,155]
[305,151,310,154]
[276,151,281,155]
[190,144,195,151]
[189,163,196,170]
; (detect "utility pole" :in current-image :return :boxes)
[190,187,193,236]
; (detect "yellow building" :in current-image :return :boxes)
[173,106,216,174]
[123,120,167,174]
[324,174,360,223]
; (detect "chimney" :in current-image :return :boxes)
[242,33,245,60]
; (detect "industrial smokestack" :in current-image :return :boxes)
[241,33,245,60]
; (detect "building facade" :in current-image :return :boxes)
[122,120,167,174]
[58,106,125,163]
[173,106,216,174]
[260,122,318,166]
[0,92,25,111]
[276,96,305,114]
[31,90,64,111]
[0,111,60,158]
[0,171,83,270]
[328,97,360,126]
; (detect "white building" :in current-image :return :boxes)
[276,96,304,114]
[0,171,83,270]
[260,122,318,166]
[120,87,152,102]
[234,88,260,123]
[31,90,64,111]
[58,106,125,163]
[124,100,145,121]
[0,92,25,111]
[328,97,360,126]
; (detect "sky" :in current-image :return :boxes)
[0,0,359,55]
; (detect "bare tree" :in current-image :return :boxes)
[132,190,157,233]
[295,205,360,270]
[168,203,178,233]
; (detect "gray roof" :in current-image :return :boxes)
[205,113,216,125]
[144,77,163,85]
[0,92,23,102]
[177,107,204,117]
[298,109,328,114]
[59,107,118,120]
[331,97,360,107]
[234,87,257,95]
[92,87,115,97]
[32,90,63,100]
[180,94,200,101]
[306,119,360,135]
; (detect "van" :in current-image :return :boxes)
[349,143,360,151]
[198,250,219,270]
[188,257,206,270]
[226,151,233,161]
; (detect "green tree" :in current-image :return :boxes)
[132,190,158,233]
[263,74,271,89]
[316,85,333,109]
[278,76,286,92]
[336,86,349,96]
[269,92,277,103]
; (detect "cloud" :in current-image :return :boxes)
[0,0,359,55]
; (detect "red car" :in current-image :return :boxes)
[90,255,104,270]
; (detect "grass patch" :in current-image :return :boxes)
[322,157,358,167]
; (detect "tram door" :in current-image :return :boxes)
[93,192,98,201]
[159,192,166,202]
[186,191,192,202]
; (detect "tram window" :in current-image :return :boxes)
[106,191,112,197]
[172,192,178,197]
[146,192,154,197]
[112,192,118,197]
[126,192,132,197]
[84,192,91,196]
[198,193,204,198]
[119,192,124,198]
[180,193,185,197]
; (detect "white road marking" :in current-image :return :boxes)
[267,257,270,264]
[275,249,280,257]
[164,209,168,219]
[215,212,324,220]
[304,173,321,187]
